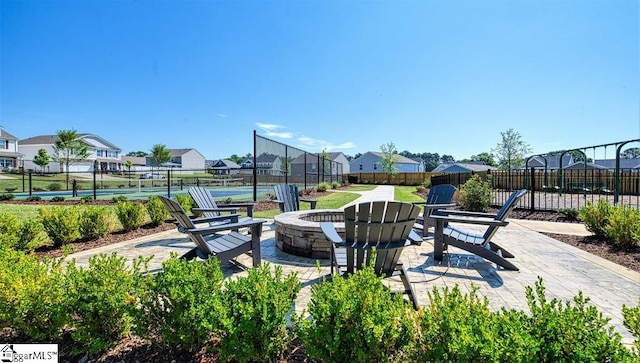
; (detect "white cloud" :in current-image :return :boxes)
[296,136,356,152]
[255,122,294,138]
[218,113,228,118]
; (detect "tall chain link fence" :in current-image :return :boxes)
[253,132,343,200]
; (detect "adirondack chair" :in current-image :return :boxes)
[189,186,255,222]
[320,201,422,309]
[431,189,528,271]
[159,196,265,267]
[413,184,457,235]
[273,184,317,213]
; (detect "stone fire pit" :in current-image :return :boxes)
[274,209,345,259]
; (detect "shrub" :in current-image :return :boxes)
[622,297,640,351]
[65,253,141,354]
[47,182,62,191]
[0,247,69,340]
[412,285,529,362]
[133,255,224,350]
[331,181,341,189]
[33,187,45,192]
[174,193,196,215]
[295,266,415,363]
[115,201,145,231]
[557,207,579,220]
[79,206,113,240]
[524,277,630,362]
[25,196,42,202]
[605,206,640,249]
[579,199,611,238]
[80,195,93,203]
[458,174,492,212]
[220,263,300,362]
[146,195,169,226]
[422,179,432,188]
[112,195,127,203]
[0,215,46,251]
[316,182,330,192]
[0,193,14,201]
[38,206,81,246]
[51,196,65,202]
[416,185,426,193]
[17,219,47,250]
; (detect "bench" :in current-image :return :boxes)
[566,182,610,194]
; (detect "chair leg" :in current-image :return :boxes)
[180,248,198,260]
[487,242,514,258]
[399,267,419,310]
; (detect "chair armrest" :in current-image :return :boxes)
[408,230,422,246]
[222,203,255,217]
[438,210,498,218]
[424,203,457,209]
[320,222,346,245]
[301,199,317,209]
[190,213,241,224]
[431,214,508,227]
[192,207,239,214]
[189,218,266,235]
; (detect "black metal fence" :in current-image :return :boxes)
[432,168,639,211]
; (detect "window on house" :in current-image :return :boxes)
[359,164,362,170]
[374,164,377,170]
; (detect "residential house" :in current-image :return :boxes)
[238,153,282,175]
[562,161,609,171]
[594,158,640,171]
[145,148,206,173]
[290,151,350,176]
[350,152,420,173]
[208,159,241,175]
[526,155,574,170]
[19,133,122,172]
[432,161,499,173]
[0,128,22,170]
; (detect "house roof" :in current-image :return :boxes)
[367,152,419,164]
[595,158,640,169]
[210,159,240,169]
[20,133,121,151]
[433,162,498,172]
[563,161,608,170]
[527,155,573,169]
[121,156,146,165]
[0,129,18,140]
[255,153,279,162]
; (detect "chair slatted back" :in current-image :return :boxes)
[159,196,211,255]
[189,187,220,219]
[343,201,420,276]
[274,184,301,212]
[425,184,456,217]
[482,189,528,242]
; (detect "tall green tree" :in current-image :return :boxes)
[621,147,640,159]
[52,129,90,187]
[492,129,532,172]
[33,148,50,174]
[379,142,399,181]
[126,151,147,157]
[150,144,172,170]
[470,152,497,167]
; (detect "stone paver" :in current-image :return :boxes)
[65,186,640,347]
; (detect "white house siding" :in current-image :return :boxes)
[350,152,419,173]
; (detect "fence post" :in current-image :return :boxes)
[530,167,535,211]
[28,171,32,197]
[167,169,171,198]
[93,161,98,200]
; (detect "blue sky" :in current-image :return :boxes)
[1,0,638,161]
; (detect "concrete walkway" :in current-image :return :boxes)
[66,185,639,346]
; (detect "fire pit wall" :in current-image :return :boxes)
[274,210,345,259]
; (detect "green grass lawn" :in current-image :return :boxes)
[252,190,361,219]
